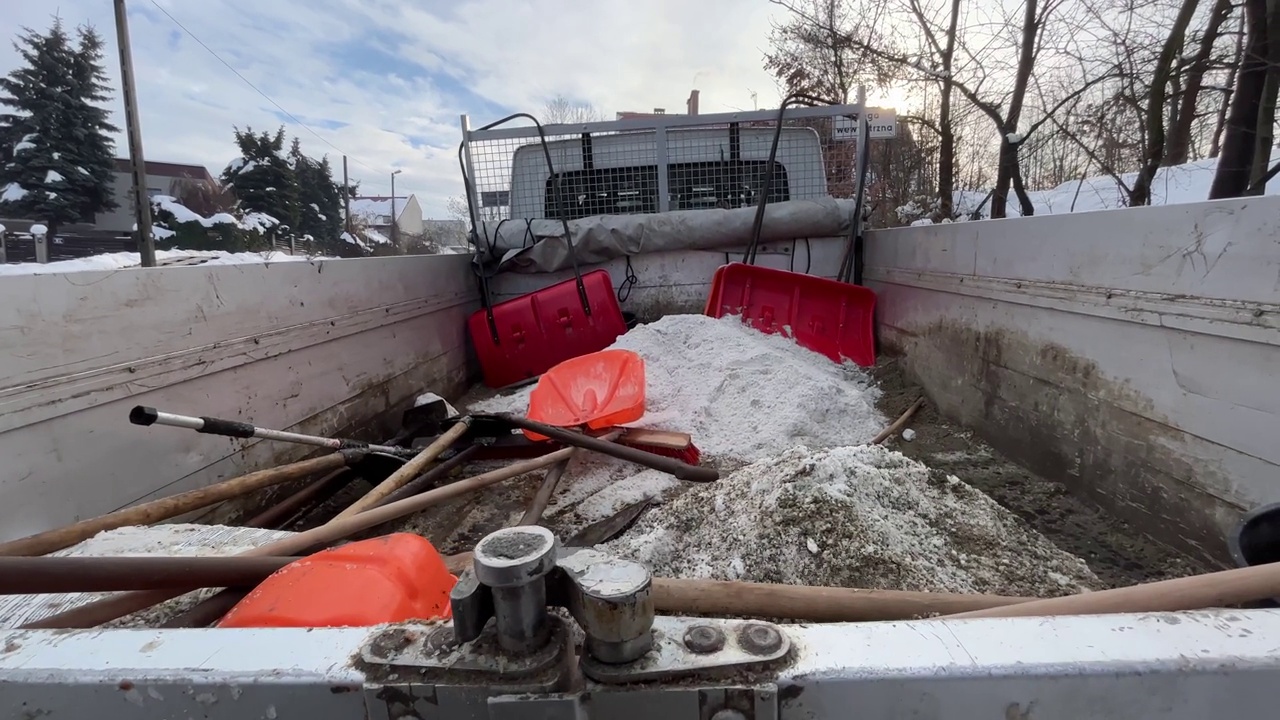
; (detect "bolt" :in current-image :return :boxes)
[738,623,783,656]
[682,624,725,654]
[710,710,748,720]
[472,526,559,655]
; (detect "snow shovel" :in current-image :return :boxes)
[524,349,646,440]
[704,95,877,367]
[472,413,718,483]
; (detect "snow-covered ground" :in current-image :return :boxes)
[899,153,1279,224]
[0,249,316,276]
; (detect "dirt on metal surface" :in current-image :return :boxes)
[870,357,1214,588]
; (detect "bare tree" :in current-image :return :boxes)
[1211,10,1247,157]
[1247,0,1280,193]
[771,0,1114,218]
[1129,0,1203,206]
[542,95,606,124]
[1209,0,1272,198]
[1165,0,1235,165]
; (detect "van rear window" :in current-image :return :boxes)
[545,161,790,221]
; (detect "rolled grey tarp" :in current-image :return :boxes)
[479,198,858,274]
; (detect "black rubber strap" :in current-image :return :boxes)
[197,417,256,438]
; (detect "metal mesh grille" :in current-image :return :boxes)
[462,106,867,224]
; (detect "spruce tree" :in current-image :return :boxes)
[221,126,298,236]
[0,19,120,235]
[288,138,349,255]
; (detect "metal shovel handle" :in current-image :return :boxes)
[129,405,416,457]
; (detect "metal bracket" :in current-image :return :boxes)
[581,616,790,684]
[450,527,656,665]
[361,526,789,696]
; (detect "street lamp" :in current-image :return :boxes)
[390,169,403,248]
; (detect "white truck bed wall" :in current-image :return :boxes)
[3,608,1279,718]
[0,255,479,543]
[479,197,858,273]
[490,196,1280,565]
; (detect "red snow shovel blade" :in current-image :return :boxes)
[468,269,629,389]
[704,262,876,367]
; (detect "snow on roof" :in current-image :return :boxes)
[350,196,412,222]
[362,227,392,245]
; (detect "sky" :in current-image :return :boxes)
[1,0,823,217]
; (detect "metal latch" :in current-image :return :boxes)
[360,526,790,686]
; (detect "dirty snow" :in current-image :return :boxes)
[471,313,890,532]
[603,444,1098,596]
[474,314,886,465]
[459,313,1097,595]
[468,314,887,532]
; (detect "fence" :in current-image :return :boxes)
[459,103,892,225]
[0,232,137,264]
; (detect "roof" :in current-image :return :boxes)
[350,196,414,223]
[113,159,216,184]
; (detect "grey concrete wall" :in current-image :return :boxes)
[863,197,1280,565]
[0,254,478,541]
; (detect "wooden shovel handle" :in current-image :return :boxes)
[0,452,354,558]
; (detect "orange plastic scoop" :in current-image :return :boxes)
[524,349,646,441]
[218,534,456,628]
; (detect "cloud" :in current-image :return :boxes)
[2,0,788,216]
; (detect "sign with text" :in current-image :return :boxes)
[834,108,897,140]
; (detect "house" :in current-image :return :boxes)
[349,195,424,238]
[616,90,700,121]
[95,159,217,233]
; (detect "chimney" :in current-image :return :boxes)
[687,89,700,116]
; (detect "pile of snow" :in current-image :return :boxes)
[604,444,1098,597]
[0,249,316,276]
[467,314,886,532]
[458,314,1095,594]
[473,314,886,467]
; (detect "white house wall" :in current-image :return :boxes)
[0,255,478,542]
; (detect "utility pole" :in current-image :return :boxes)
[390,169,402,248]
[342,156,352,235]
[113,0,155,267]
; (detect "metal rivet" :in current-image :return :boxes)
[682,624,725,654]
[738,623,783,655]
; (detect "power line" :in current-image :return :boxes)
[146,0,386,180]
